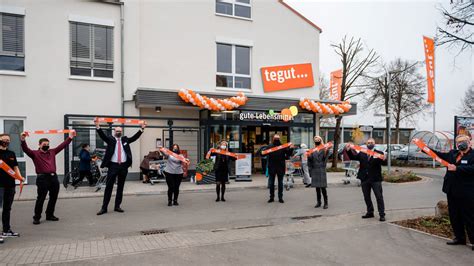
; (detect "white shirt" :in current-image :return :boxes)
[111,137,127,163]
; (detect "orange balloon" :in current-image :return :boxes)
[281,108,292,122]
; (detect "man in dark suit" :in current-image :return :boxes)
[96,120,146,215]
[428,135,474,250]
[263,134,293,203]
[345,138,386,221]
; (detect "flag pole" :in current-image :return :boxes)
[432,37,436,168]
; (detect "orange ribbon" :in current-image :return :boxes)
[306,142,333,156]
[95,117,145,125]
[159,147,189,164]
[349,144,385,160]
[25,129,76,136]
[261,142,293,156]
[205,148,245,160]
[0,159,24,198]
[412,138,449,167]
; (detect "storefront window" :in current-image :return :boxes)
[290,127,313,147]
[293,113,314,123]
[209,125,240,152]
[209,111,240,121]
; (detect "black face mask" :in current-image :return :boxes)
[115,132,122,138]
[273,139,281,146]
[458,142,469,151]
[315,141,321,146]
[41,145,50,151]
[173,149,179,154]
[0,140,9,147]
[367,144,375,150]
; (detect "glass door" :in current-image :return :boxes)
[0,118,26,183]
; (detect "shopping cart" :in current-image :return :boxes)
[94,159,108,192]
[148,159,167,185]
[341,160,360,186]
[284,160,296,191]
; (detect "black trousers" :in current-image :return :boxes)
[165,172,182,202]
[316,187,328,204]
[102,163,128,210]
[447,194,474,243]
[268,171,284,200]
[34,174,60,220]
[361,181,385,216]
[1,187,15,232]
[72,170,94,186]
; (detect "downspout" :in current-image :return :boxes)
[120,1,125,116]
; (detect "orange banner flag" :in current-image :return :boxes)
[159,147,189,164]
[95,117,145,125]
[205,148,246,160]
[412,138,449,167]
[306,142,333,156]
[0,159,24,198]
[423,36,435,104]
[329,69,343,101]
[261,142,293,156]
[349,144,385,160]
[25,129,76,136]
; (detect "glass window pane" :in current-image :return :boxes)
[217,43,232,73]
[70,67,91,76]
[216,1,233,15]
[94,26,107,60]
[236,0,250,4]
[71,23,91,60]
[2,14,24,54]
[94,69,113,78]
[235,5,251,18]
[216,75,233,88]
[72,128,91,158]
[235,46,250,75]
[0,55,24,71]
[4,120,24,157]
[235,77,251,89]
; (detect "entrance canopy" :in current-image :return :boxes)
[134,88,358,116]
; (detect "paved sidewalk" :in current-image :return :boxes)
[0,208,452,265]
[16,173,353,201]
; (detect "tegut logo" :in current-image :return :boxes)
[260,63,314,92]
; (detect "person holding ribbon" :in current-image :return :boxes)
[262,134,294,203]
[0,134,24,241]
[209,141,236,202]
[344,138,386,221]
[95,121,146,216]
[308,136,331,209]
[160,144,189,206]
[21,130,75,224]
[423,135,474,249]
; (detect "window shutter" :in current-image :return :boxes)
[1,13,24,56]
[70,22,92,69]
[92,25,113,71]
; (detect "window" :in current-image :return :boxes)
[216,0,251,19]
[0,13,25,72]
[0,118,26,180]
[216,43,251,90]
[70,22,114,78]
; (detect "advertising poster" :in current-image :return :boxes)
[235,153,252,181]
[454,116,474,145]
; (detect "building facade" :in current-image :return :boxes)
[0,0,356,180]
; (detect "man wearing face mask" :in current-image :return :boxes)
[344,138,386,221]
[0,134,24,241]
[21,131,75,225]
[426,135,474,250]
[262,134,294,203]
[96,120,146,215]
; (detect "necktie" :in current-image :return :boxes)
[117,139,122,164]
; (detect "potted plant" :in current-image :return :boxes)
[195,159,215,184]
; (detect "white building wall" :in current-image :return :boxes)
[0,0,121,177]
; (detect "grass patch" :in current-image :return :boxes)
[326,167,346,172]
[393,216,471,243]
[383,170,422,183]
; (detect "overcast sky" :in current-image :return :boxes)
[286,0,473,132]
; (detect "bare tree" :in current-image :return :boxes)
[330,36,379,167]
[363,59,428,143]
[318,73,334,127]
[459,83,474,115]
[437,0,473,52]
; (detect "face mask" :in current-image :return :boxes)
[0,140,9,147]
[315,141,321,146]
[273,139,281,146]
[173,148,179,153]
[367,144,375,150]
[41,145,50,151]
[115,132,122,138]
[220,145,227,150]
[458,141,469,151]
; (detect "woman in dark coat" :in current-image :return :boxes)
[211,141,236,202]
[308,136,331,209]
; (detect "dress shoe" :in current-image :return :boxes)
[471,245,474,251]
[279,199,284,203]
[379,216,386,222]
[362,213,375,219]
[323,203,328,209]
[33,219,41,225]
[173,201,179,206]
[268,198,274,203]
[446,239,466,245]
[305,184,311,188]
[216,198,220,202]
[114,207,124,213]
[96,209,107,216]
[315,202,322,208]
[46,216,59,221]
[221,198,226,202]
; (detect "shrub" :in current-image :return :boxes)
[383,170,422,183]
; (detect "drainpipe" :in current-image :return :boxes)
[120,1,125,116]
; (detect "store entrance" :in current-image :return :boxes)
[241,125,289,174]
